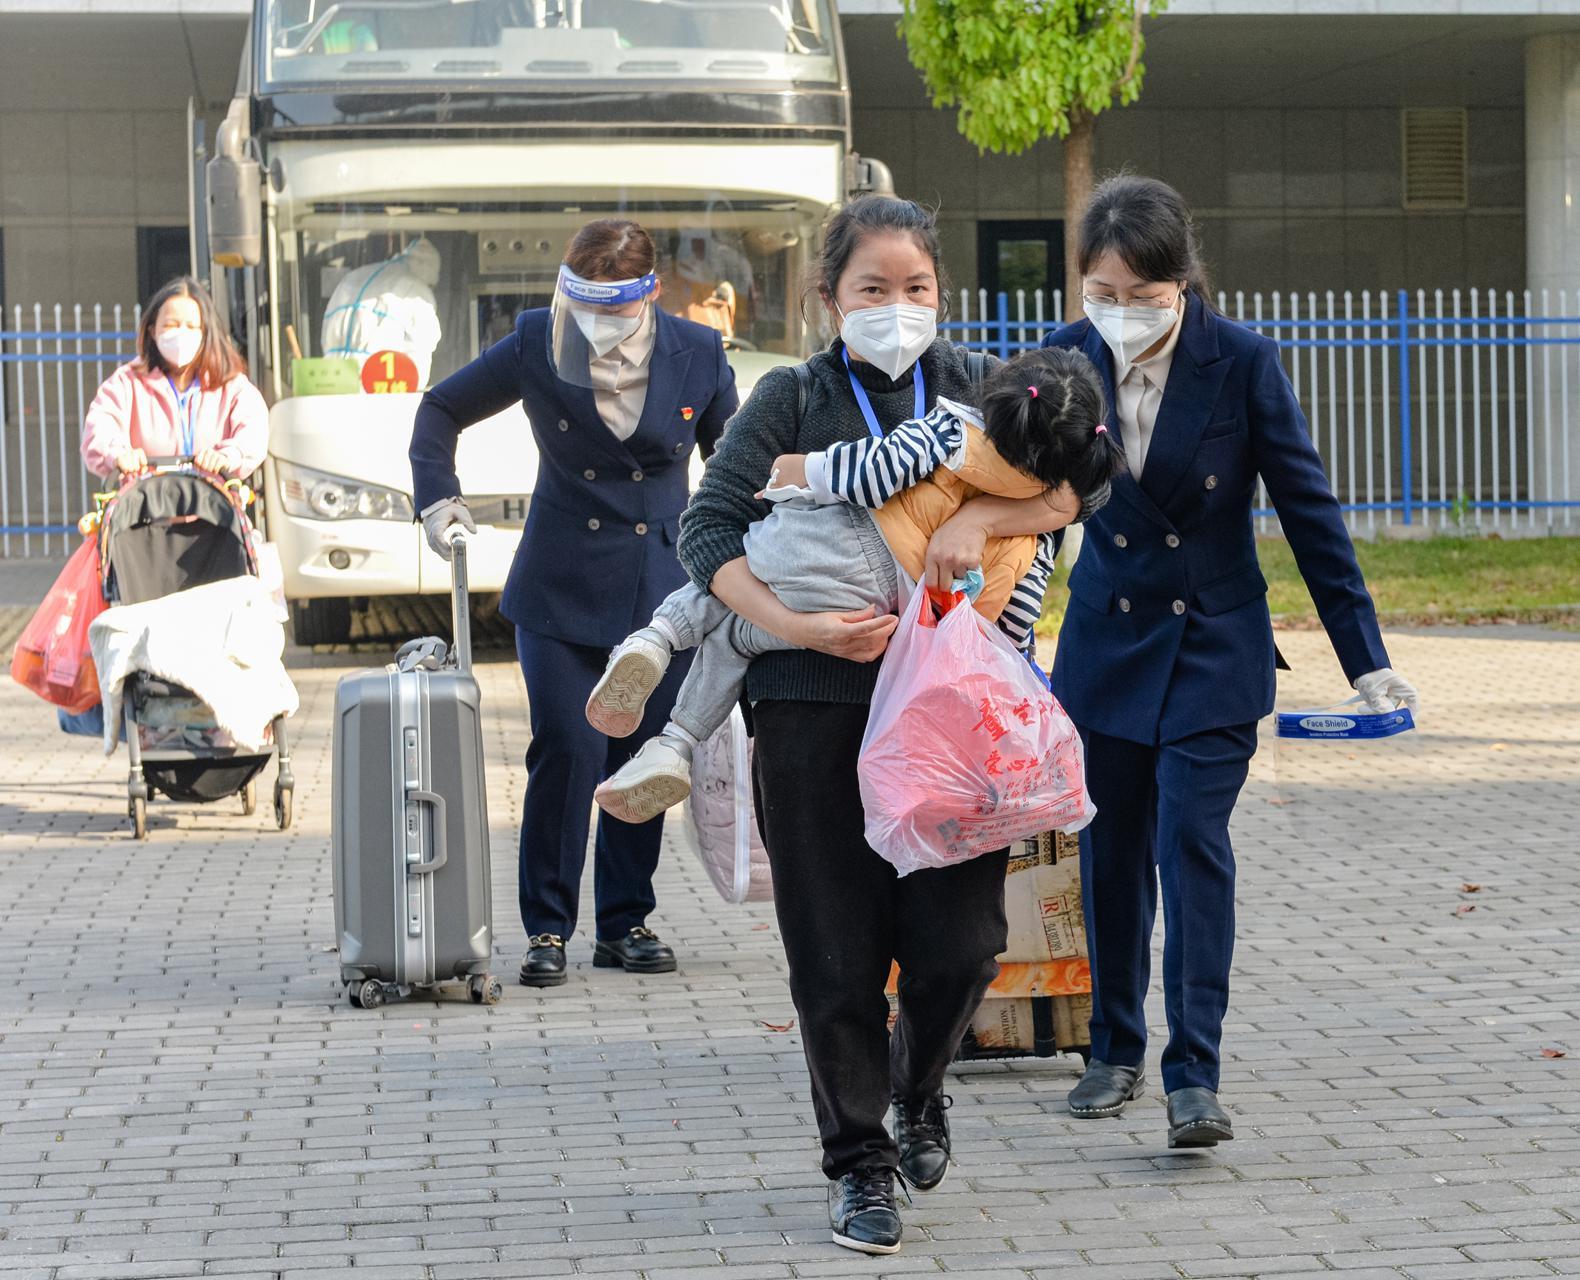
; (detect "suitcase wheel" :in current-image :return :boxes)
[469,975,503,1006]
[349,979,386,1010]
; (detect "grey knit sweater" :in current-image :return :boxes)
[676,337,995,707]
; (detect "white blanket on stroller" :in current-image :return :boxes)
[89,576,299,756]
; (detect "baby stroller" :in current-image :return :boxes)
[97,458,296,839]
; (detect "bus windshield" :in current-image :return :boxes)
[273,195,823,397]
[262,0,840,87]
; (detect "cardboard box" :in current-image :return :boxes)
[888,831,1094,1059]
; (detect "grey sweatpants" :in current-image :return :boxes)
[655,498,901,742]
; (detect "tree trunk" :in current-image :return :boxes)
[1063,109,1096,322]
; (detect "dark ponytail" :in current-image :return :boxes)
[978,347,1125,501]
[1077,175,1215,308]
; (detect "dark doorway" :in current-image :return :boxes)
[977,220,1063,305]
[136,226,193,304]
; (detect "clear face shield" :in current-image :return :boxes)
[546,264,659,388]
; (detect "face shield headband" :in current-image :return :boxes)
[557,265,659,308]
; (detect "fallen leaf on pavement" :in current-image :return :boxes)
[1491,743,1508,751]
[761,1019,796,1032]
[1460,883,1482,893]
[1454,903,1477,916]
[751,922,771,931]
[1541,1047,1566,1059]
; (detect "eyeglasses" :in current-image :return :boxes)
[1082,291,1179,311]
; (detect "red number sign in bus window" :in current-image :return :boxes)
[361,350,420,395]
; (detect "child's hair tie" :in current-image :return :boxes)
[1027,385,1039,398]
[1095,423,1109,434]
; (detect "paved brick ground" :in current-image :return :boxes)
[1,620,1577,1279]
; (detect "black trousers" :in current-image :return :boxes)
[751,699,1010,1180]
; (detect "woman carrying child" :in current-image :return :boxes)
[621,195,1117,1256]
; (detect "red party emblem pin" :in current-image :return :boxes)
[681,406,694,421]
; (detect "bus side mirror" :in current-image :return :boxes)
[208,100,262,268]
[847,153,894,198]
[207,155,262,268]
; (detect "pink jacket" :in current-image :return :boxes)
[81,362,270,481]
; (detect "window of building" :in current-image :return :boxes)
[136,227,193,304]
[977,220,1063,306]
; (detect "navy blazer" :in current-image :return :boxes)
[410,307,738,648]
[1042,295,1389,745]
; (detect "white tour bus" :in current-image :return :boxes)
[202,0,888,643]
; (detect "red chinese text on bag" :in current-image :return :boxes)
[858,583,1095,876]
[9,536,107,715]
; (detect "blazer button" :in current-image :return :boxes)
[1172,599,1186,615]
[583,468,596,481]
[673,443,685,454]
[587,518,600,531]
[634,522,648,535]
[1165,533,1181,548]
[558,419,569,432]
[632,470,644,482]
[1118,597,1132,613]
[1204,474,1218,490]
[1113,533,1128,549]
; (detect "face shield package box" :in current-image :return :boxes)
[888,831,1094,1060]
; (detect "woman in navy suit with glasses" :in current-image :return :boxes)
[410,218,738,988]
[1042,176,1419,1147]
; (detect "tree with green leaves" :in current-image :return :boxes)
[898,0,1165,319]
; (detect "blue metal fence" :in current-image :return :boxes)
[943,286,1580,534]
[0,304,140,556]
[4,289,1578,556]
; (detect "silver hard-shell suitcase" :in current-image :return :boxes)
[331,534,501,1008]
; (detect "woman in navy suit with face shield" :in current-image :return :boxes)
[410,219,738,988]
[1042,177,1419,1147]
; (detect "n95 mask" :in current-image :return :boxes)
[839,302,937,380]
[1083,298,1179,368]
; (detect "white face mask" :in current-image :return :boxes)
[573,306,644,358]
[1083,294,1181,367]
[156,327,203,370]
[838,302,937,380]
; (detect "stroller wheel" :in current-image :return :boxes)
[129,795,147,840]
[242,778,257,816]
[274,785,294,830]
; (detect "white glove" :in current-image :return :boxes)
[420,496,476,560]
[1354,667,1419,714]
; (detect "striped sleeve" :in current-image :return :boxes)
[817,407,964,508]
[996,531,1058,650]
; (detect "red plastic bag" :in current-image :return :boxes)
[9,536,107,714]
[859,583,1094,876]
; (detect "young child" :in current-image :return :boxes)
[586,345,1124,824]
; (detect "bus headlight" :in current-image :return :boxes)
[275,460,415,522]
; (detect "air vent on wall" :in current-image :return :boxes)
[1402,108,1468,210]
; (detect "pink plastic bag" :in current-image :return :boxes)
[859,583,1095,876]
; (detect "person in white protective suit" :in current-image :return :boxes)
[320,238,443,388]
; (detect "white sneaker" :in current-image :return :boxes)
[595,738,693,824]
[586,632,671,738]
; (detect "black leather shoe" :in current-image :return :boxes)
[592,926,677,973]
[518,934,567,987]
[892,1093,951,1190]
[828,1166,902,1255]
[1167,1087,1233,1148]
[1068,1060,1146,1118]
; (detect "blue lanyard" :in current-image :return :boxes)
[842,349,925,440]
[166,376,197,456]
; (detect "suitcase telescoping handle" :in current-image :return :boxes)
[447,528,472,675]
[408,789,449,873]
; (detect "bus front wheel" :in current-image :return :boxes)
[291,597,352,647]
